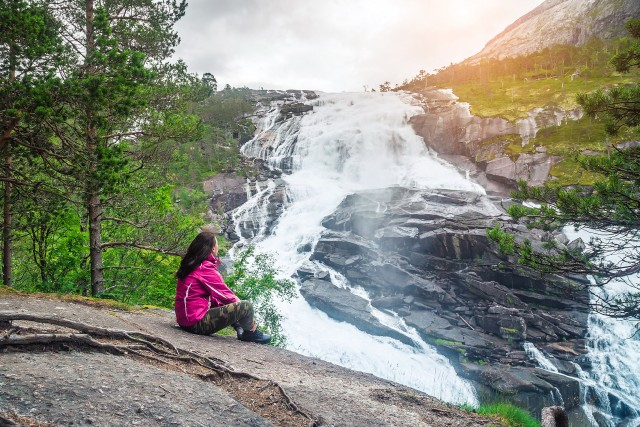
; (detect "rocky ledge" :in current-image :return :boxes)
[408,88,581,195]
[294,186,633,424]
[0,295,509,427]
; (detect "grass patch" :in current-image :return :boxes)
[435,72,638,122]
[216,326,237,337]
[476,403,540,427]
[504,138,537,158]
[529,116,612,156]
[0,285,19,296]
[549,158,605,186]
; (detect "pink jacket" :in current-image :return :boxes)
[175,254,240,327]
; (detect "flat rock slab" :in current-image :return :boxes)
[0,352,271,427]
[0,295,506,427]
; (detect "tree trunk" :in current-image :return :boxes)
[2,35,16,288]
[2,143,12,287]
[85,0,103,296]
[87,185,103,295]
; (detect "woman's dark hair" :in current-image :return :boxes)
[176,230,217,279]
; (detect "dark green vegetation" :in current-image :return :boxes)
[0,1,257,313]
[489,19,640,323]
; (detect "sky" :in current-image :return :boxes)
[173,0,545,92]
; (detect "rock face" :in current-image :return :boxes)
[208,90,316,241]
[205,173,249,215]
[299,186,598,418]
[409,89,572,193]
[467,0,640,64]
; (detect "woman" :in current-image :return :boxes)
[175,229,271,344]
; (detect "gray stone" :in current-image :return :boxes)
[303,186,592,421]
[299,279,416,347]
[0,353,271,427]
[486,156,517,183]
[567,237,586,253]
[467,0,640,63]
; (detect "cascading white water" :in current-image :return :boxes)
[523,342,559,373]
[234,92,483,405]
[561,228,640,425]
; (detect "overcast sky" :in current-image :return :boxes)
[173,0,545,92]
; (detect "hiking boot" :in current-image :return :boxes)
[239,328,271,344]
[232,323,244,339]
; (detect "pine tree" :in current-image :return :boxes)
[489,19,640,322]
[0,0,66,287]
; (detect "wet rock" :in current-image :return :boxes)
[299,279,416,347]
[592,411,611,427]
[277,103,313,122]
[534,369,582,409]
[567,237,586,253]
[475,313,527,341]
[461,364,580,417]
[371,295,406,311]
[302,186,595,419]
[607,393,639,419]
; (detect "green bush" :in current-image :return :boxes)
[224,246,296,347]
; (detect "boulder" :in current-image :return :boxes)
[486,156,517,183]
[461,364,580,417]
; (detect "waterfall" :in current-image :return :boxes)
[523,341,559,372]
[562,228,640,425]
[233,92,481,405]
[230,91,640,423]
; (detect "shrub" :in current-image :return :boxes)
[224,246,296,347]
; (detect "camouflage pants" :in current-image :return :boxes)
[184,300,255,335]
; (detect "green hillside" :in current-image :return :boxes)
[398,38,639,184]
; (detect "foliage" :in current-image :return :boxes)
[399,37,638,115]
[0,0,70,288]
[224,246,296,347]
[489,19,640,323]
[0,2,282,337]
[174,89,253,179]
[0,1,246,307]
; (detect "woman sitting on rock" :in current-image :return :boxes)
[175,229,271,344]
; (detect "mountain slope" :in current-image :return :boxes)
[467,0,640,64]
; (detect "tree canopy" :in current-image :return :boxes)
[0,0,214,301]
[489,19,640,323]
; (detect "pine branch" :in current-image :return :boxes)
[100,241,183,257]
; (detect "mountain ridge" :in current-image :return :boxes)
[467,0,640,64]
